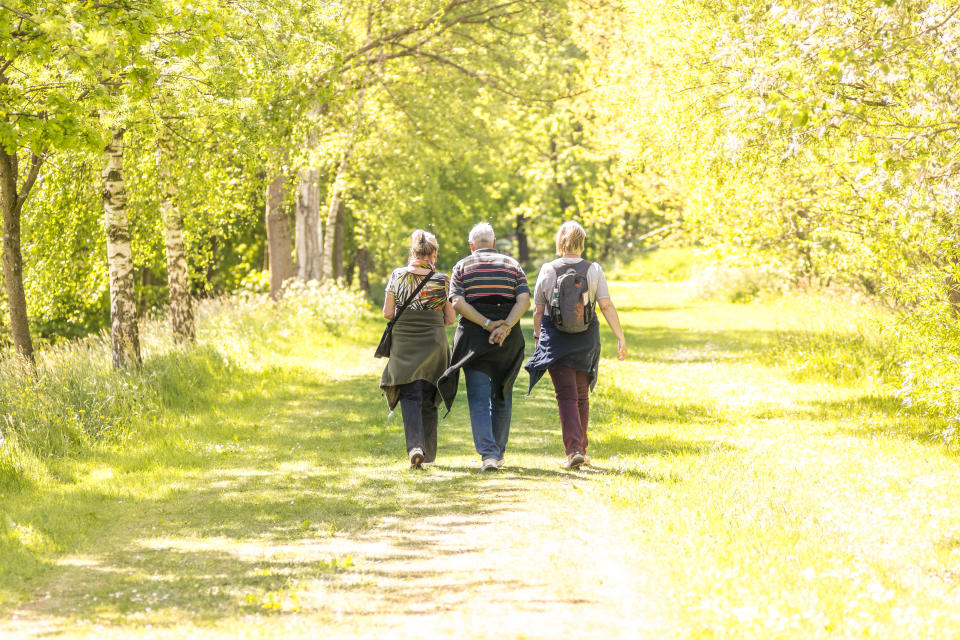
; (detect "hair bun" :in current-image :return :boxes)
[410,229,439,260]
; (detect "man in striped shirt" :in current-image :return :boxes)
[445,222,530,472]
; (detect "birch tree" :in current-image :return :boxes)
[295,167,323,281]
[158,138,194,342]
[102,127,141,367]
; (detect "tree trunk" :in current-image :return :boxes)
[295,167,322,280]
[344,255,356,287]
[266,173,294,299]
[333,200,345,281]
[356,247,371,293]
[102,127,142,368]
[0,148,40,363]
[516,213,529,264]
[159,139,195,342]
[322,155,349,282]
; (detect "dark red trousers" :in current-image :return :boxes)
[547,363,590,456]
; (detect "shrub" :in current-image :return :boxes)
[278,279,372,336]
[688,261,791,302]
[0,281,375,490]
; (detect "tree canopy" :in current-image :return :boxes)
[3,0,957,418]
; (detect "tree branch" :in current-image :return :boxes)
[0,3,37,23]
[399,45,585,103]
[15,153,43,213]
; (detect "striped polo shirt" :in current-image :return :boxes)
[449,248,530,305]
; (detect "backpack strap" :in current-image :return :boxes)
[551,258,590,273]
[573,259,592,278]
[549,259,596,308]
[558,259,595,305]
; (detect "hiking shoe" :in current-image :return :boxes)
[564,452,585,469]
[409,448,424,469]
[481,457,500,472]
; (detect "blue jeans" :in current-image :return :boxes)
[464,368,512,460]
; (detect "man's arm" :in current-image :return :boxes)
[450,295,504,332]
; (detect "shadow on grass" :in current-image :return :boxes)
[2,367,635,627]
[3,301,916,627]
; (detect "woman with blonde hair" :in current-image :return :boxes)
[525,221,627,469]
[380,229,456,468]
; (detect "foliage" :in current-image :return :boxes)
[0,278,373,497]
[586,1,960,421]
[1,0,680,348]
[607,246,700,283]
[689,261,792,303]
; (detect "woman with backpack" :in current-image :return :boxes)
[380,229,456,468]
[525,221,627,469]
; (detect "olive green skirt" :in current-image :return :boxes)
[379,309,450,411]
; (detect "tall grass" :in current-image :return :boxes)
[0,281,374,492]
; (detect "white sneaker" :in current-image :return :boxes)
[497,457,505,468]
[481,457,499,472]
[409,448,424,469]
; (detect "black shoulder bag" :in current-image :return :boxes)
[374,270,435,358]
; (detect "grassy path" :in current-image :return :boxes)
[4,277,960,637]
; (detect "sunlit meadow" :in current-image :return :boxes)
[2,251,959,638]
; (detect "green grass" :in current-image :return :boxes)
[2,262,959,637]
[586,281,955,637]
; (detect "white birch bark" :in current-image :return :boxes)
[102,127,141,368]
[158,140,195,343]
[295,167,322,281]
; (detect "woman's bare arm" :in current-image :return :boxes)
[598,297,627,360]
[383,292,396,320]
[443,300,456,326]
[532,303,545,339]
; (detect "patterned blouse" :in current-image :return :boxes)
[385,268,450,311]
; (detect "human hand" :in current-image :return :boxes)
[489,324,510,345]
[617,338,627,361]
[485,319,505,332]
